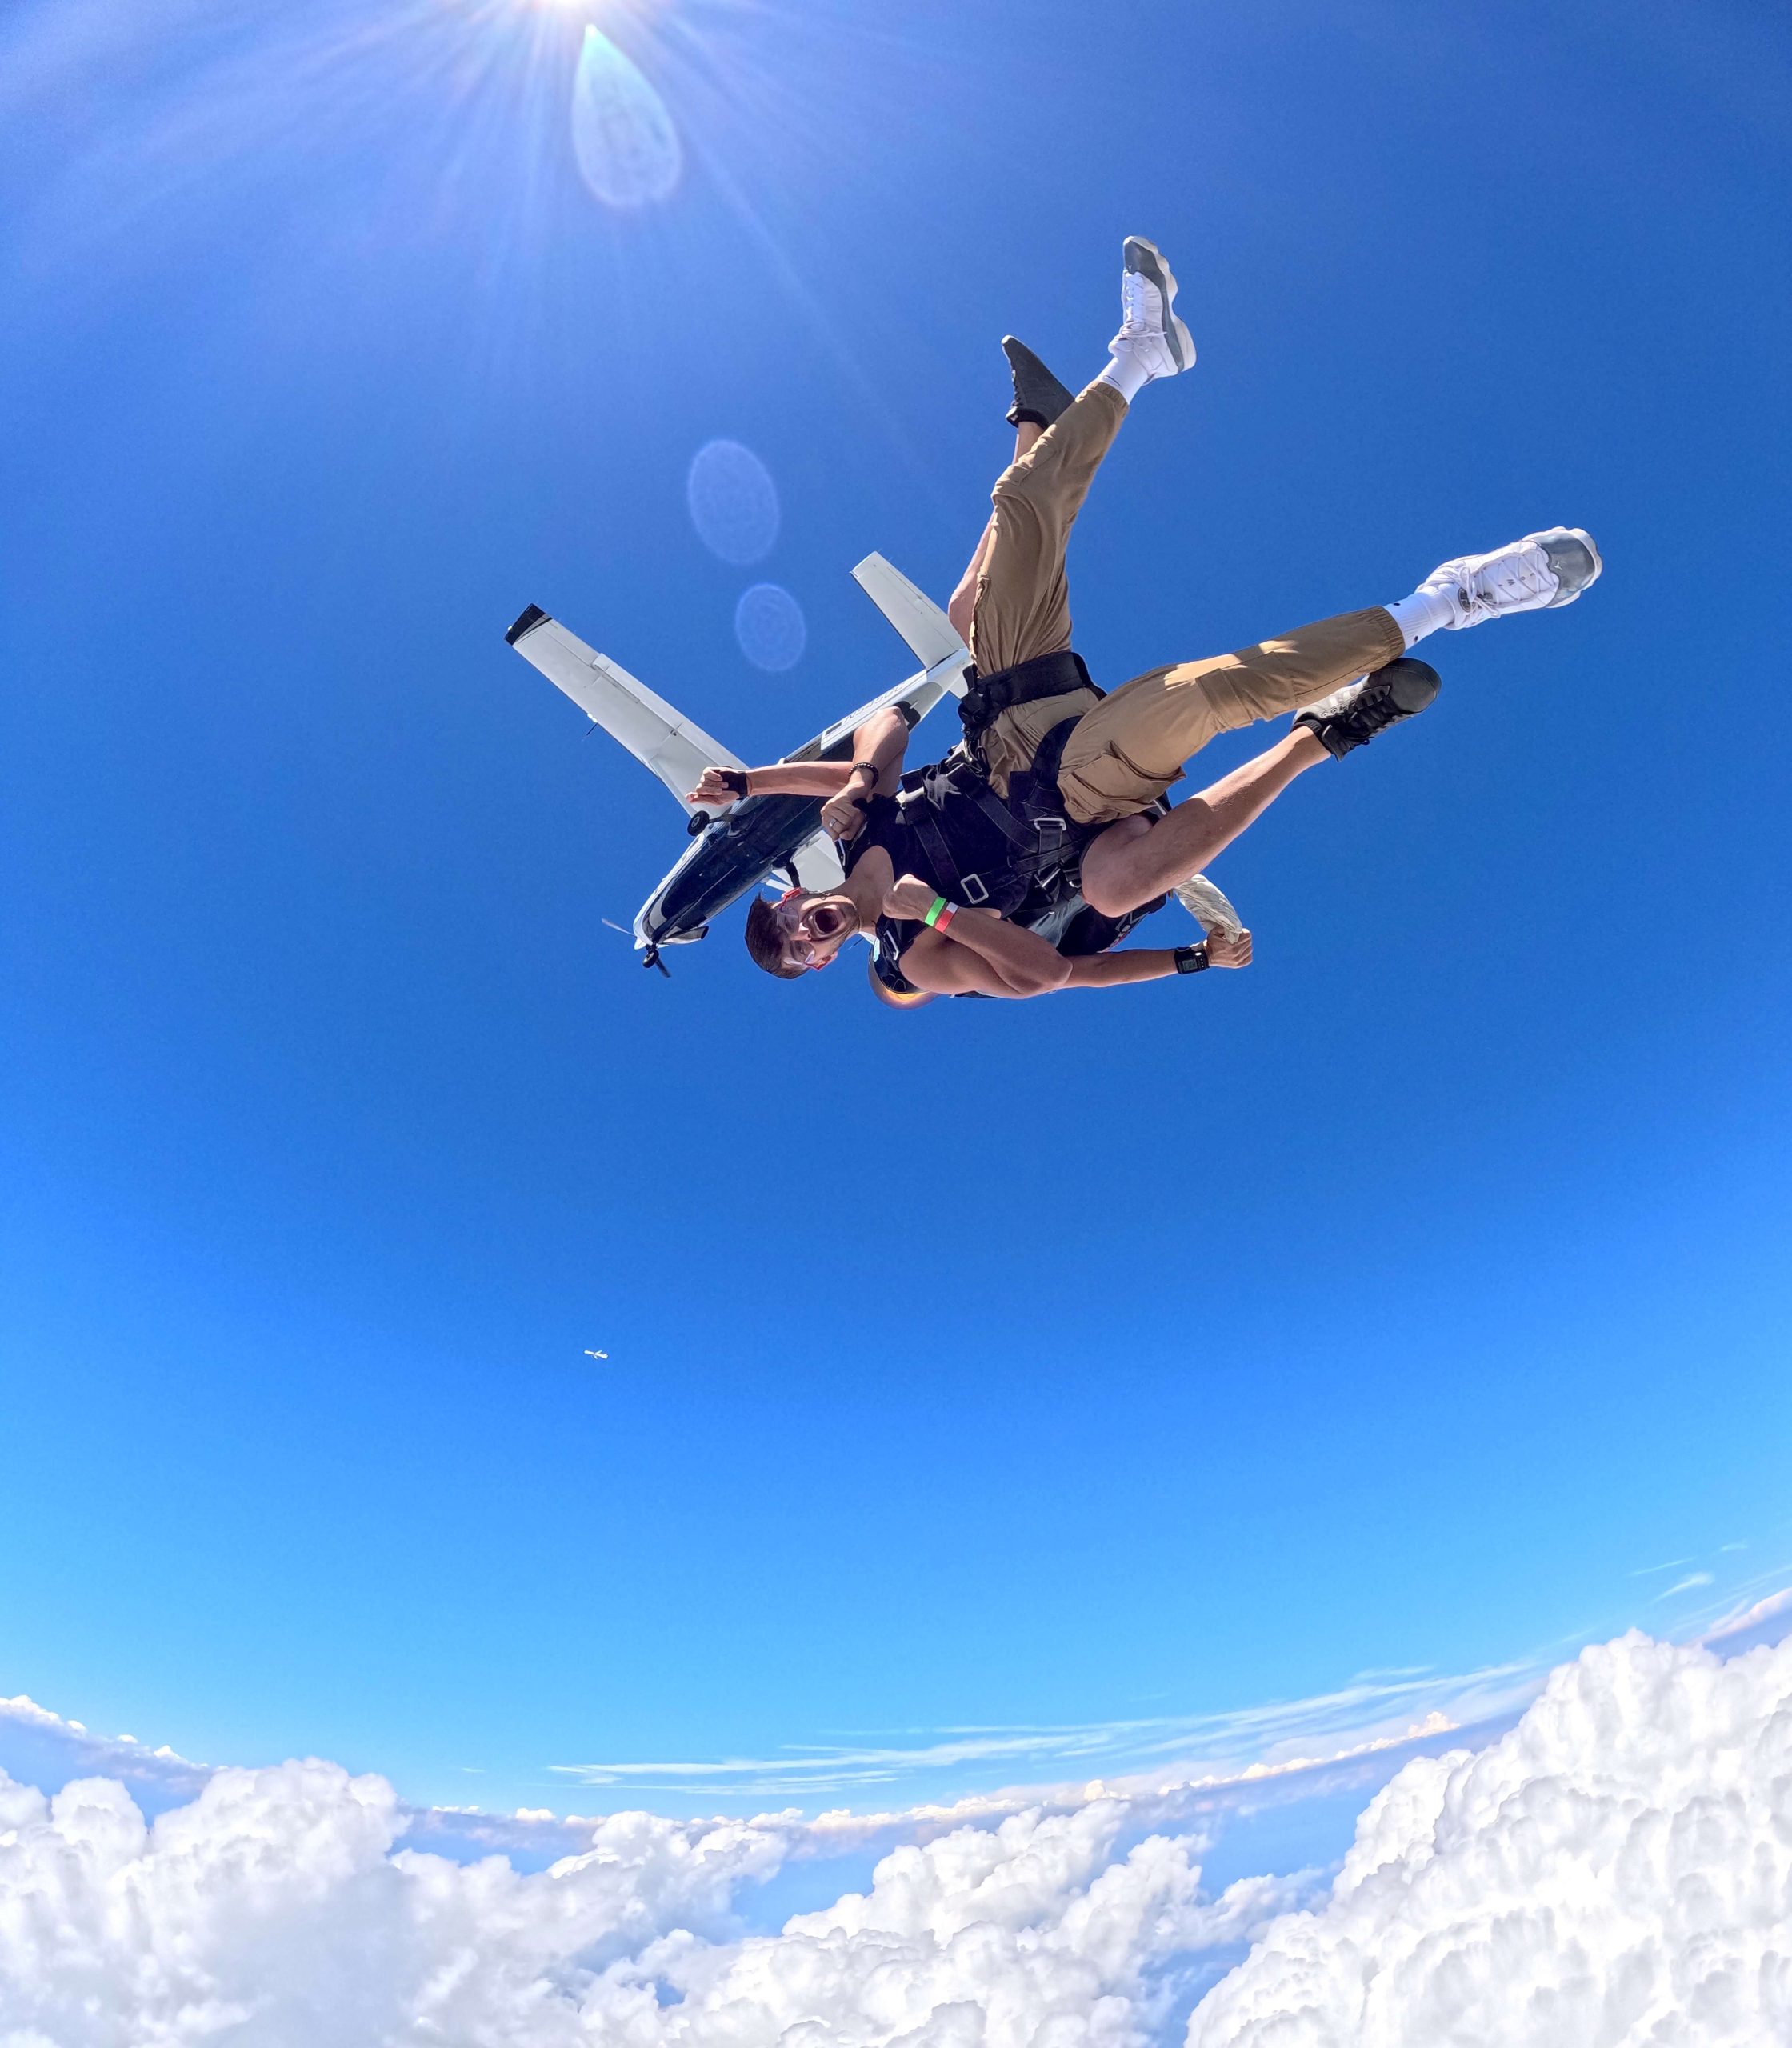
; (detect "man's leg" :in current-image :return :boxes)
[1078,655,1441,916]
[1058,606,1407,823]
[965,380,1128,674]
[1081,728,1330,915]
[946,419,1042,644]
[1056,522,1603,829]
[967,238,1197,674]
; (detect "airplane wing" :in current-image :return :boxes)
[852,553,967,676]
[506,605,741,817]
[508,558,966,962]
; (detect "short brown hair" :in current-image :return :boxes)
[744,896,805,979]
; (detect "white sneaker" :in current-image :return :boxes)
[1108,236,1195,382]
[1423,527,1603,629]
[1174,873,1242,938]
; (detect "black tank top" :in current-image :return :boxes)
[844,783,1037,973]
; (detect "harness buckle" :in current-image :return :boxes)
[959,873,990,905]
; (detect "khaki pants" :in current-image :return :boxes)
[973,381,1406,826]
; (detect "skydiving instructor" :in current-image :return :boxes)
[689,237,1602,1002]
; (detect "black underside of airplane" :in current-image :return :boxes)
[644,789,834,966]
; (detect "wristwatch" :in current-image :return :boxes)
[1173,943,1210,974]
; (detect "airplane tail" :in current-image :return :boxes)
[850,554,967,679]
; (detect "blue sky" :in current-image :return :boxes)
[0,0,1787,1823]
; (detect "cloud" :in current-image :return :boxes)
[2,1622,1786,2043]
[0,1756,1296,2045]
[1186,1630,1792,2048]
[1702,1586,1792,1656]
[1657,1570,1716,1599]
[548,1660,1543,1800]
[0,1693,212,1810]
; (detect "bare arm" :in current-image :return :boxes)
[1062,948,1183,987]
[888,878,1071,999]
[899,921,1067,998]
[1062,929,1252,986]
[902,927,1254,1000]
[687,761,854,804]
[818,706,910,838]
[686,706,913,823]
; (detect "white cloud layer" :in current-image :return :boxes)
[0,1626,1785,2046]
[1188,1630,1792,2048]
[0,1760,1291,2046]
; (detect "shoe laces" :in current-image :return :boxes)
[1118,273,1162,338]
[1328,674,1406,740]
[1456,544,1556,625]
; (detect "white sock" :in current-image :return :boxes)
[1097,348,1153,404]
[1385,582,1459,648]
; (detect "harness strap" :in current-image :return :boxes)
[902,798,991,906]
[959,647,1099,751]
[895,718,1097,914]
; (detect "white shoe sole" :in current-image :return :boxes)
[1522,526,1603,606]
[1122,236,1195,373]
[1174,873,1242,938]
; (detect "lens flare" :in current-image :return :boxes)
[686,439,779,565]
[570,23,679,209]
[734,584,806,671]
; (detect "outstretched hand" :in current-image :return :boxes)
[1207,926,1253,969]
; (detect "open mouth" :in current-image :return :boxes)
[808,902,852,942]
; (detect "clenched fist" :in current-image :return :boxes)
[820,791,868,842]
[1207,926,1253,969]
[686,767,746,809]
[884,873,947,923]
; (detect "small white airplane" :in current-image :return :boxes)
[506,554,970,970]
[584,1349,609,1362]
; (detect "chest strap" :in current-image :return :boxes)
[895,726,1091,914]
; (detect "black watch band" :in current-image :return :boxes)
[1174,942,1210,974]
[715,768,749,798]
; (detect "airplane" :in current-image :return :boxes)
[505,554,971,972]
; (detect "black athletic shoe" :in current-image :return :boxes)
[1294,658,1441,759]
[1002,337,1075,430]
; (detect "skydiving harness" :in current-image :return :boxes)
[892,724,1084,908]
[890,647,1107,911]
[869,646,1170,997]
[956,646,1098,760]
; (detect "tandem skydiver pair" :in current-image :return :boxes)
[685,236,1602,1006]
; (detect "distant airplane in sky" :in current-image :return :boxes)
[584,1349,609,1362]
